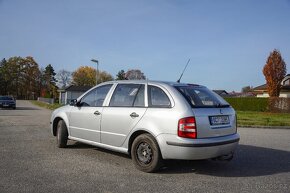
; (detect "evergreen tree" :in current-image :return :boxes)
[43,64,58,98]
[116,70,127,80]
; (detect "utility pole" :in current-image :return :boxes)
[91,59,99,85]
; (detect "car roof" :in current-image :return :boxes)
[103,80,203,87]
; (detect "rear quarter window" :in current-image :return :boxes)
[148,85,171,108]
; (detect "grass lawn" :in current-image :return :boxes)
[237,111,290,127]
[31,100,63,110]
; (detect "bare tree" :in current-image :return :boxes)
[57,69,72,88]
[125,69,146,80]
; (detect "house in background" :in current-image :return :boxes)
[253,74,290,98]
[58,85,92,105]
[227,91,256,98]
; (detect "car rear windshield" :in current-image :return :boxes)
[0,96,13,100]
[174,85,230,108]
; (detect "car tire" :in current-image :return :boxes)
[57,120,68,148]
[131,133,163,173]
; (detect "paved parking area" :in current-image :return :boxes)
[0,100,290,193]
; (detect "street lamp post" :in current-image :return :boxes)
[91,59,99,85]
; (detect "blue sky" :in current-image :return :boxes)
[0,0,289,91]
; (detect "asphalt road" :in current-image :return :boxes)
[0,100,290,193]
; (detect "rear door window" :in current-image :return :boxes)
[148,86,171,108]
[109,84,145,107]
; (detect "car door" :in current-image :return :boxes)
[101,84,147,147]
[69,84,112,142]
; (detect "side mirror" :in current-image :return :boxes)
[69,99,78,106]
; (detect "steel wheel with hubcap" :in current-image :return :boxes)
[131,133,163,173]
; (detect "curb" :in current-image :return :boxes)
[238,125,290,129]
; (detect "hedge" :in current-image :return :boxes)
[225,97,268,112]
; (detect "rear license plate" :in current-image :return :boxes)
[209,115,230,125]
[3,104,9,107]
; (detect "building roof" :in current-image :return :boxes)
[253,84,267,91]
[253,74,290,92]
[64,85,92,92]
[213,90,229,95]
[253,84,290,92]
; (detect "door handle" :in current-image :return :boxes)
[130,112,139,118]
[94,111,101,115]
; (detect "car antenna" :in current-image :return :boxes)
[177,58,191,83]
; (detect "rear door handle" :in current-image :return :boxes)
[130,112,139,118]
[94,111,101,115]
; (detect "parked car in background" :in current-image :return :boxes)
[50,80,240,172]
[0,96,16,109]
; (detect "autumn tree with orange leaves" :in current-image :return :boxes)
[72,66,113,86]
[263,49,287,97]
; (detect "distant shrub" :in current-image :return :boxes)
[225,97,268,112]
[44,93,52,98]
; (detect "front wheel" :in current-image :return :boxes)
[56,120,68,148]
[131,134,163,173]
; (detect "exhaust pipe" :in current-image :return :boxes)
[212,152,234,161]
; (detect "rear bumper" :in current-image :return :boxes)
[166,138,239,147]
[157,133,240,160]
[0,104,16,108]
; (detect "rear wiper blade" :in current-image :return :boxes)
[215,103,230,108]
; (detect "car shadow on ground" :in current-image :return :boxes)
[67,141,93,149]
[67,141,131,159]
[64,142,290,176]
[159,144,290,176]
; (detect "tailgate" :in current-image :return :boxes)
[192,107,237,138]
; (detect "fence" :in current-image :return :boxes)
[268,97,290,113]
[37,97,54,104]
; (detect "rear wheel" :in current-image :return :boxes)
[56,120,68,148]
[131,134,163,173]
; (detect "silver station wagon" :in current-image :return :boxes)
[51,80,240,172]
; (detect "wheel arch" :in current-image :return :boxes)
[128,130,163,159]
[52,116,69,136]
[52,117,61,136]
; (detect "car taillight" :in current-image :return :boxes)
[178,117,197,139]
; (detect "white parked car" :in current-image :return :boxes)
[51,80,240,172]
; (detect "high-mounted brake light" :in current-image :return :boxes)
[178,117,197,139]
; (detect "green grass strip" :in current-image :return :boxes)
[31,100,63,110]
[237,111,290,127]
